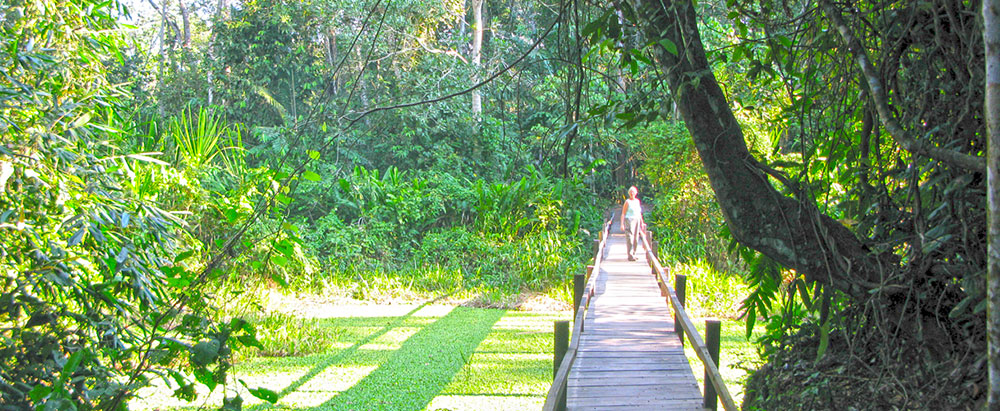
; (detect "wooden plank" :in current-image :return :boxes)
[566,395,702,410]
[569,377,698,388]
[569,386,702,399]
[568,402,702,411]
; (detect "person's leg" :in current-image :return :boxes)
[625,217,639,259]
[624,218,634,259]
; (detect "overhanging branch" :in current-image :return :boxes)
[821,0,986,173]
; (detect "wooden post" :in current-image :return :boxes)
[574,273,585,321]
[704,319,722,411]
[554,320,569,378]
[675,274,687,346]
[592,239,600,256]
[554,320,569,411]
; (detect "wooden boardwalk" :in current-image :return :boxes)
[567,221,702,410]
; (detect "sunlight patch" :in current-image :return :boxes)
[297,365,377,392]
[360,326,421,350]
[427,394,544,411]
[414,304,456,317]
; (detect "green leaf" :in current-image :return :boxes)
[29,384,52,402]
[248,387,278,403]
[302,170,321,182]
[68,227,86,247]
[173,384,197,402]
[55,350,88,389]
[174,250,196,263]
[270,255,289,267]
[307,150,320,160]
[776,35,792,48]
[659,39,678,56]
[224,208,240,223]
[240,380,278,404]
[191,339,220,366]
[270,272,289,287]
[193,367,217,391]
[237,333,263,349]
[275,193,293,205]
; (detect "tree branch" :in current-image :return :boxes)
[821,0,986,173]
[344,1,565,128]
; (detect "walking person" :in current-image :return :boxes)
[620,186,645,261]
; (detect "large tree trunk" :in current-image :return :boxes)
[983,0,1000,406]
[626,0,896,298]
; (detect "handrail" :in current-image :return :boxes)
[641,232,739,411]
[541,219,611,411]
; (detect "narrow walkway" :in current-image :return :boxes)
[567,220,702,410]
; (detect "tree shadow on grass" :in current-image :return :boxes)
[315,306,506,411]
[241,299,440,411]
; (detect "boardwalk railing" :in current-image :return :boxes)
[542,219,611,411]
[642,229,739,411]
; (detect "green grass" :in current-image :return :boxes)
[131,304,569,410]
[669,259,749,319]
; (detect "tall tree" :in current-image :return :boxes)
[471,0,484,119]
[623,0,989,407]
[627,0,890,296]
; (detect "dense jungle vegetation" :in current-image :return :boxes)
[1,0,996,409]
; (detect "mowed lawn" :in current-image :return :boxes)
[132,303,570,410]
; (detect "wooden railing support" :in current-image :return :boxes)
[554,320,569,380]
[705,319,721,411]
[675,274,687,346]
[592,239,600,256]
[573,273,585,321]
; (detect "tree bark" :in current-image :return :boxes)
[626,0,897,298]
[471,0,484,120]
[179,0,191,48]
[983,0,1000,407]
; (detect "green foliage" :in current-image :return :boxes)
[0,1,272,409]
[168,107,240,171]
[670,259,750,319]
[244,311,343,357]
[298,165,594,298]
[631,121,740,272]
